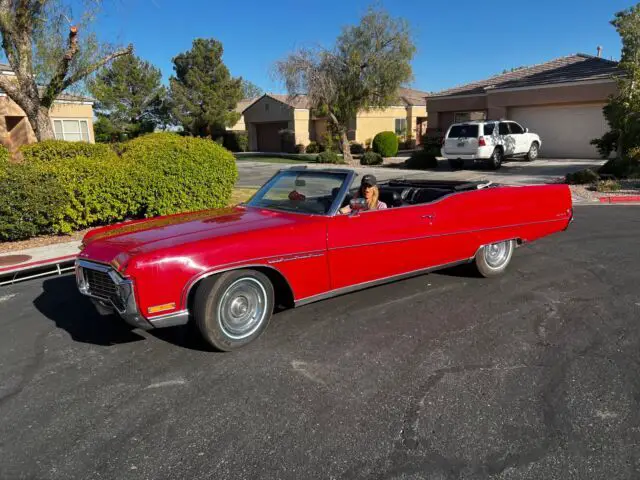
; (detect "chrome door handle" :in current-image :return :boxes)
[421,214,435,219]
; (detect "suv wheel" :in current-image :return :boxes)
[525,142,539,161]
[488,148,503,170]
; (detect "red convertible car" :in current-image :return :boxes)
[76,167,573,351]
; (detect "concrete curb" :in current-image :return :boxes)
[0,241,81,285]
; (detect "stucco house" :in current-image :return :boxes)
[426,53,621,158]
[0,63,95,155]
[238,87,429,152]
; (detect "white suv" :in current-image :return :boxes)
[441,120,541,169]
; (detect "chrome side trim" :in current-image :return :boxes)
[294,258,473,307]
[148,310,190,328]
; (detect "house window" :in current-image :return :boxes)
[52,119,90,142]
[395,118,407,135]
[265,103,270,112]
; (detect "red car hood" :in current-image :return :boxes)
[78,206,297,266]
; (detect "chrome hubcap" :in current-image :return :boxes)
[530,145,538,159]
[218,278,267,339]
[484,241,511,268]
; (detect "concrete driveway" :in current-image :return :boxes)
[235,157,605,189]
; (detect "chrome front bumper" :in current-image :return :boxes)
[75,259,153,330]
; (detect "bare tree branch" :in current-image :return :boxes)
[62,43,133,89]
[41,24,79,105]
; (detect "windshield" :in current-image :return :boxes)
[246,170,348,215]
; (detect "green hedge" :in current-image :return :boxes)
[0,133,238,241]
[21,140,116,162]
[0,145,9,163]
[372,131,399,157]
[0,162,68,241]
[118,133,237,217]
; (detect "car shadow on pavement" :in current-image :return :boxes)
[433,263,483,278]
[147,324,215,352]
[33,275,147,346]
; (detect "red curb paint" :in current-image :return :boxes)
[0,254,77,273]
[599,195,640,204]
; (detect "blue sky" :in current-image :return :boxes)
[84,0,635,94]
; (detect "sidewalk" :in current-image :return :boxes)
[0,241,80,285]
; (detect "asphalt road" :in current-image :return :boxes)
[1,206,639,480]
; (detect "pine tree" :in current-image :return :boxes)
[88,55,168,139]
[169,39,243,138]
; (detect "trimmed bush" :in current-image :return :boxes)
[565,168,599,185]
[305,141,320,154]
[316,150,341,164]
[350,142,365,155]
[21,140,116,162]
[0,162,67,241]
[359,151,383,166]
[295,143,306,154]
[406,148,438,169]
[222,131,249,152]
[118,133,237,217]
[372,131,399,157]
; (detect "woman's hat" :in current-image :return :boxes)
[361,174,377,187]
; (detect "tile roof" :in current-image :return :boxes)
[267,94,311,109]
[396,87,430,106]
[431,54,621,98]
[234,96,260,113]
[246,89,430,112]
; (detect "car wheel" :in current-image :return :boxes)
[474,240,515,277]
[525,142,539,161]
[488,148,503,169]
[194,269,275,351]
[448,159,463,170]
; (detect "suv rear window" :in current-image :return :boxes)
[448,124,479,138]
[482,123,495,136]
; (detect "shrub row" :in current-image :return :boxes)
[0,134,237,241]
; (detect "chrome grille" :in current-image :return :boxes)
[84,269,122,308]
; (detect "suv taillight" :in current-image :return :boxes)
[478,136,486,147]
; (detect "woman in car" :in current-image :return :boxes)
[340,174,387,214]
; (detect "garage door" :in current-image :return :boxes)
[509,104,607,159]
[256,122,288,152]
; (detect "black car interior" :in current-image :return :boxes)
[340,179,492,209]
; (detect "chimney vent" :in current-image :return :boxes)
[597,46,603,58]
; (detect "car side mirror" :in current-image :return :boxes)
[349,198,366,213]
[524,128,529,133]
